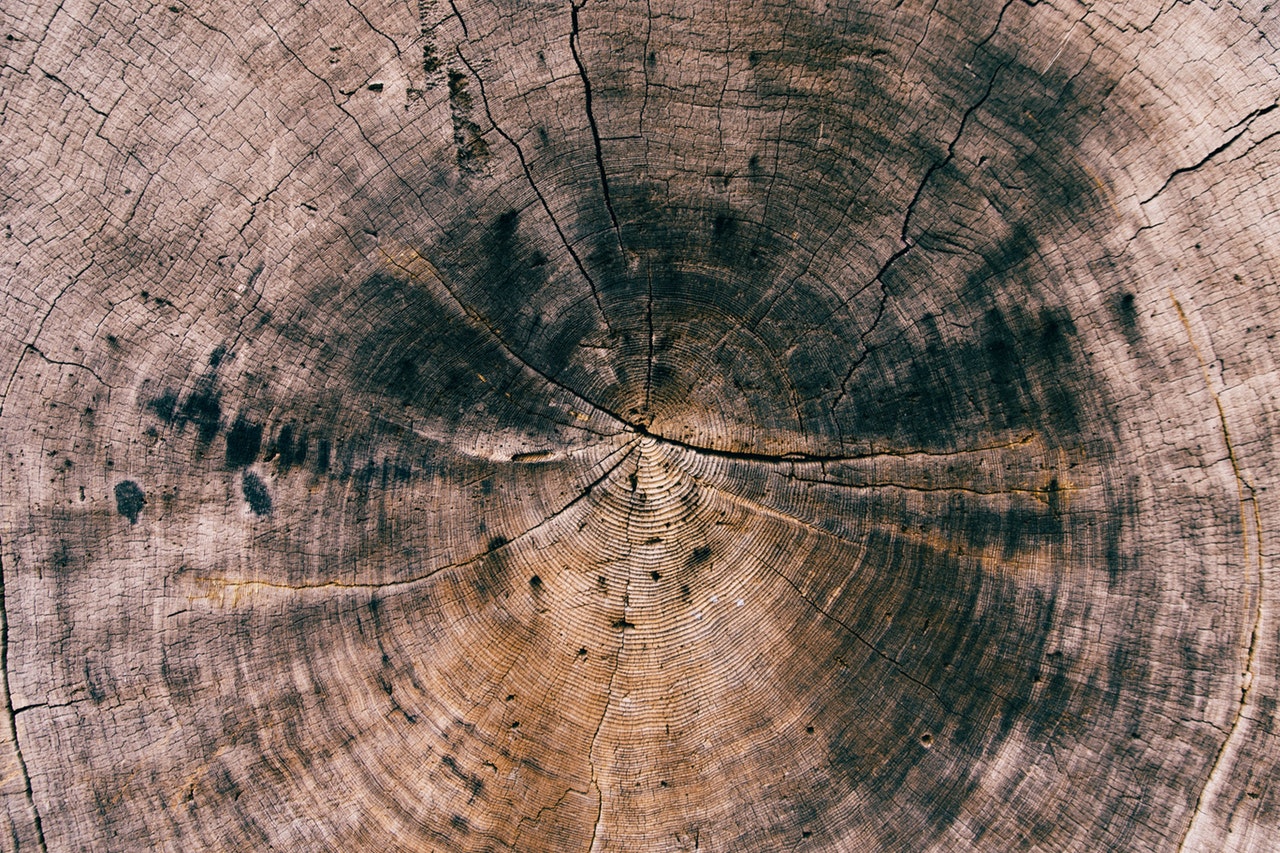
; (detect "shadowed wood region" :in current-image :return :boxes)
[2,0,1279,849]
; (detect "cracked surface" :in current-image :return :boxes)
[2,0,1280,850]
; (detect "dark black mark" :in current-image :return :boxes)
[422,43,440,76]
[450,814,469,832]
[224,415,262,468]
[689,545,712,565]
[712,212,735,241]
[114,481,145,524]
[611,618,636,630]
[650,570,661,581]
[208,345,227,368]
[1115,291,1140,337]
[1036,309,1075,364]
[367,82,384,92]
[529,575,542,590]
[148,388,179,423]
[52,541,72,571]
[495,208,519,237]
[181,388,222,445]
[441,755,484,798]
[983,310,1026,429]
[241,472,272,516]
[269,423,306,471]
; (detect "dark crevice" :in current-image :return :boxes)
[0,552,50,853]
[1142,101,1280,204]
[380,249,627,434]
[454,49,616,335]
[25,344,109,388]
[635,423,1033,466]
[830,44,1011,417]
[1170,294,1266,851]
[447,0,468,37]
[766,560,964,720]
[569,0,622,245]
[201,441,640,596]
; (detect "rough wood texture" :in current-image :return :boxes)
[2,0,1279,849]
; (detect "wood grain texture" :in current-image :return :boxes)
[2,0,1278,849]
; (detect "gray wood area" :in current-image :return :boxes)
[2,0,1278,849]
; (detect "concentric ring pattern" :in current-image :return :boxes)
[2,0,1279,850]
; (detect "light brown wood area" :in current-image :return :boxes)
[2,0,1278,849]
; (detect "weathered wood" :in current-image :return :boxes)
[1,0,1278,849]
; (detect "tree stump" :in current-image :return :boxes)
[2,0,1278,849]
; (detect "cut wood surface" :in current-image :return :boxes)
[2,0,1278,849]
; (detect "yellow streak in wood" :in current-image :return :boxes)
[378,243,445,288]
[1080,161,1119,217]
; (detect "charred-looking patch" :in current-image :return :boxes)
[224,415,263,468]
[5,0,1268,851]
[241,472,272,516]
[181,388,222,445]
[113,480,145,524]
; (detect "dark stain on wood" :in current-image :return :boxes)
[113,480,145,524]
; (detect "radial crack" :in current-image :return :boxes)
[767,551,961,719]
[454,49,616,335]
[569,0,622,246]
[0,552,50,853]
[646,425,1036,466]
[193,440,640,599]
[1171,293,1265,852]
[379,247,629,431]
[685,454,1086,733]
[1143,102,1280,205]
[791,475,1070,499]
[583,450,641,853]
[831,33,1011,413]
